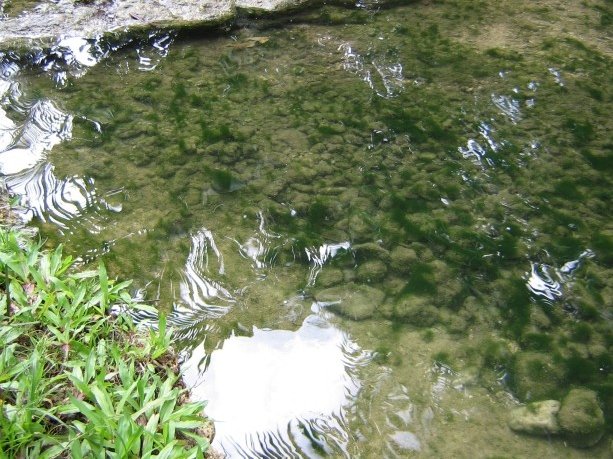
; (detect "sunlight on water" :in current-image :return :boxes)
[183,314,368,458]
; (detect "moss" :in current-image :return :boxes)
[207,168,233,192]
[565,354,599,385]
[481,339,512,368]
[390,246,418,274]
[511,352,565,401]
[521,332,553,351]
[558,388,605,448]
[422,329,435,342]
[500,279,533,339]
[565,118,595,145]
[571,322,593,343]
[317,268,344,288]
[433,351,452,366]
[393,295,440,326]
[356,260,388,283]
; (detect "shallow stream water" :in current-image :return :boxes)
[1,1,611,457]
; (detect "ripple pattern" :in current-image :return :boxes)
[0,99,72,175]
[182,314,369,458]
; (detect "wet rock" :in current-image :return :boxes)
[393,295,440,326]
[508,400,561,435]
[390,246,418,274]
[558,389,605,448]
[346,214,372,242]
[354,242,390,262]
[0,0,236,46]
[356,260,388,283]
[316,268,344,288]
[512,352,564,401]
[315,283,385,321]
[0,0,335,47]
[530,307,551,329]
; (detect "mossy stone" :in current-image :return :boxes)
[347,215,372,242]
[356,260,388,283]
[558,388,605,448]
[317,268,344,288]
[512,352,565,401]
[508,400,561,435]
[390,246,418,274]
[315,283,385,321]
[394,295,440,326]
[353,242,390,262]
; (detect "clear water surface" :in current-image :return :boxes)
[0,1,611,457]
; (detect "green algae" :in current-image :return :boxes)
[2,0,612,455]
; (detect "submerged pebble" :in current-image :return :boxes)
[508,400,561,435]
[315,283,385,321]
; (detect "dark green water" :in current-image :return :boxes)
[1,1,611,457]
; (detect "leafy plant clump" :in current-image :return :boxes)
[0,228,213,458]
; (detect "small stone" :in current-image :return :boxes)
[394,295,440,326]
[315,283,385,321]
[390,246,418,274]
[508,400,561,435]
[558,388,605,448]
[317,268,344,288]
[354,242,390,262]
[356,260,388,283]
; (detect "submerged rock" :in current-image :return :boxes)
[512,352,564,401]
[558,389,605,448]
[316,268,344,288]
[508,400,561,435]
[353,242,390,262]
[390,246,417,274]
[393,295,440,326]
[315,283,385,321]
[356,259,388,283]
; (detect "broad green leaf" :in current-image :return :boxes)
[70,438,84,459]
[115,380,138,415]
[154,440,178,459]
[91,384,114,417]
[68,396,106,428]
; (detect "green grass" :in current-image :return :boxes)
[0,228,212,458]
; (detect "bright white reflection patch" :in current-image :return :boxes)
[183,314,366,457]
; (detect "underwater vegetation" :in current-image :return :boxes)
[0,0,611,456]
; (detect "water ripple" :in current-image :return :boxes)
[33,36,110,86]
[526,262,562,302]
[182,314,368,458]
[0,99,72,175]
[232,211,283,270]
[338,43,404,98]
[491,93,521,123]
[525,250,594,304]
[136,32,175,72]
[178,229,234,319]
[5,162,98,228]
[305,241,351,286]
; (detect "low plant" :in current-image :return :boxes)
[0,228,212,458]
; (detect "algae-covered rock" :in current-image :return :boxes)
[356,260,388,283]
[315,283,385,321]
[316,268,344,288]
[508,400,561,435]
[558,388,605,448]
[354,242,390,262]
[512,352,564,401]
[390,246,418,274]
[393,295,440,326]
